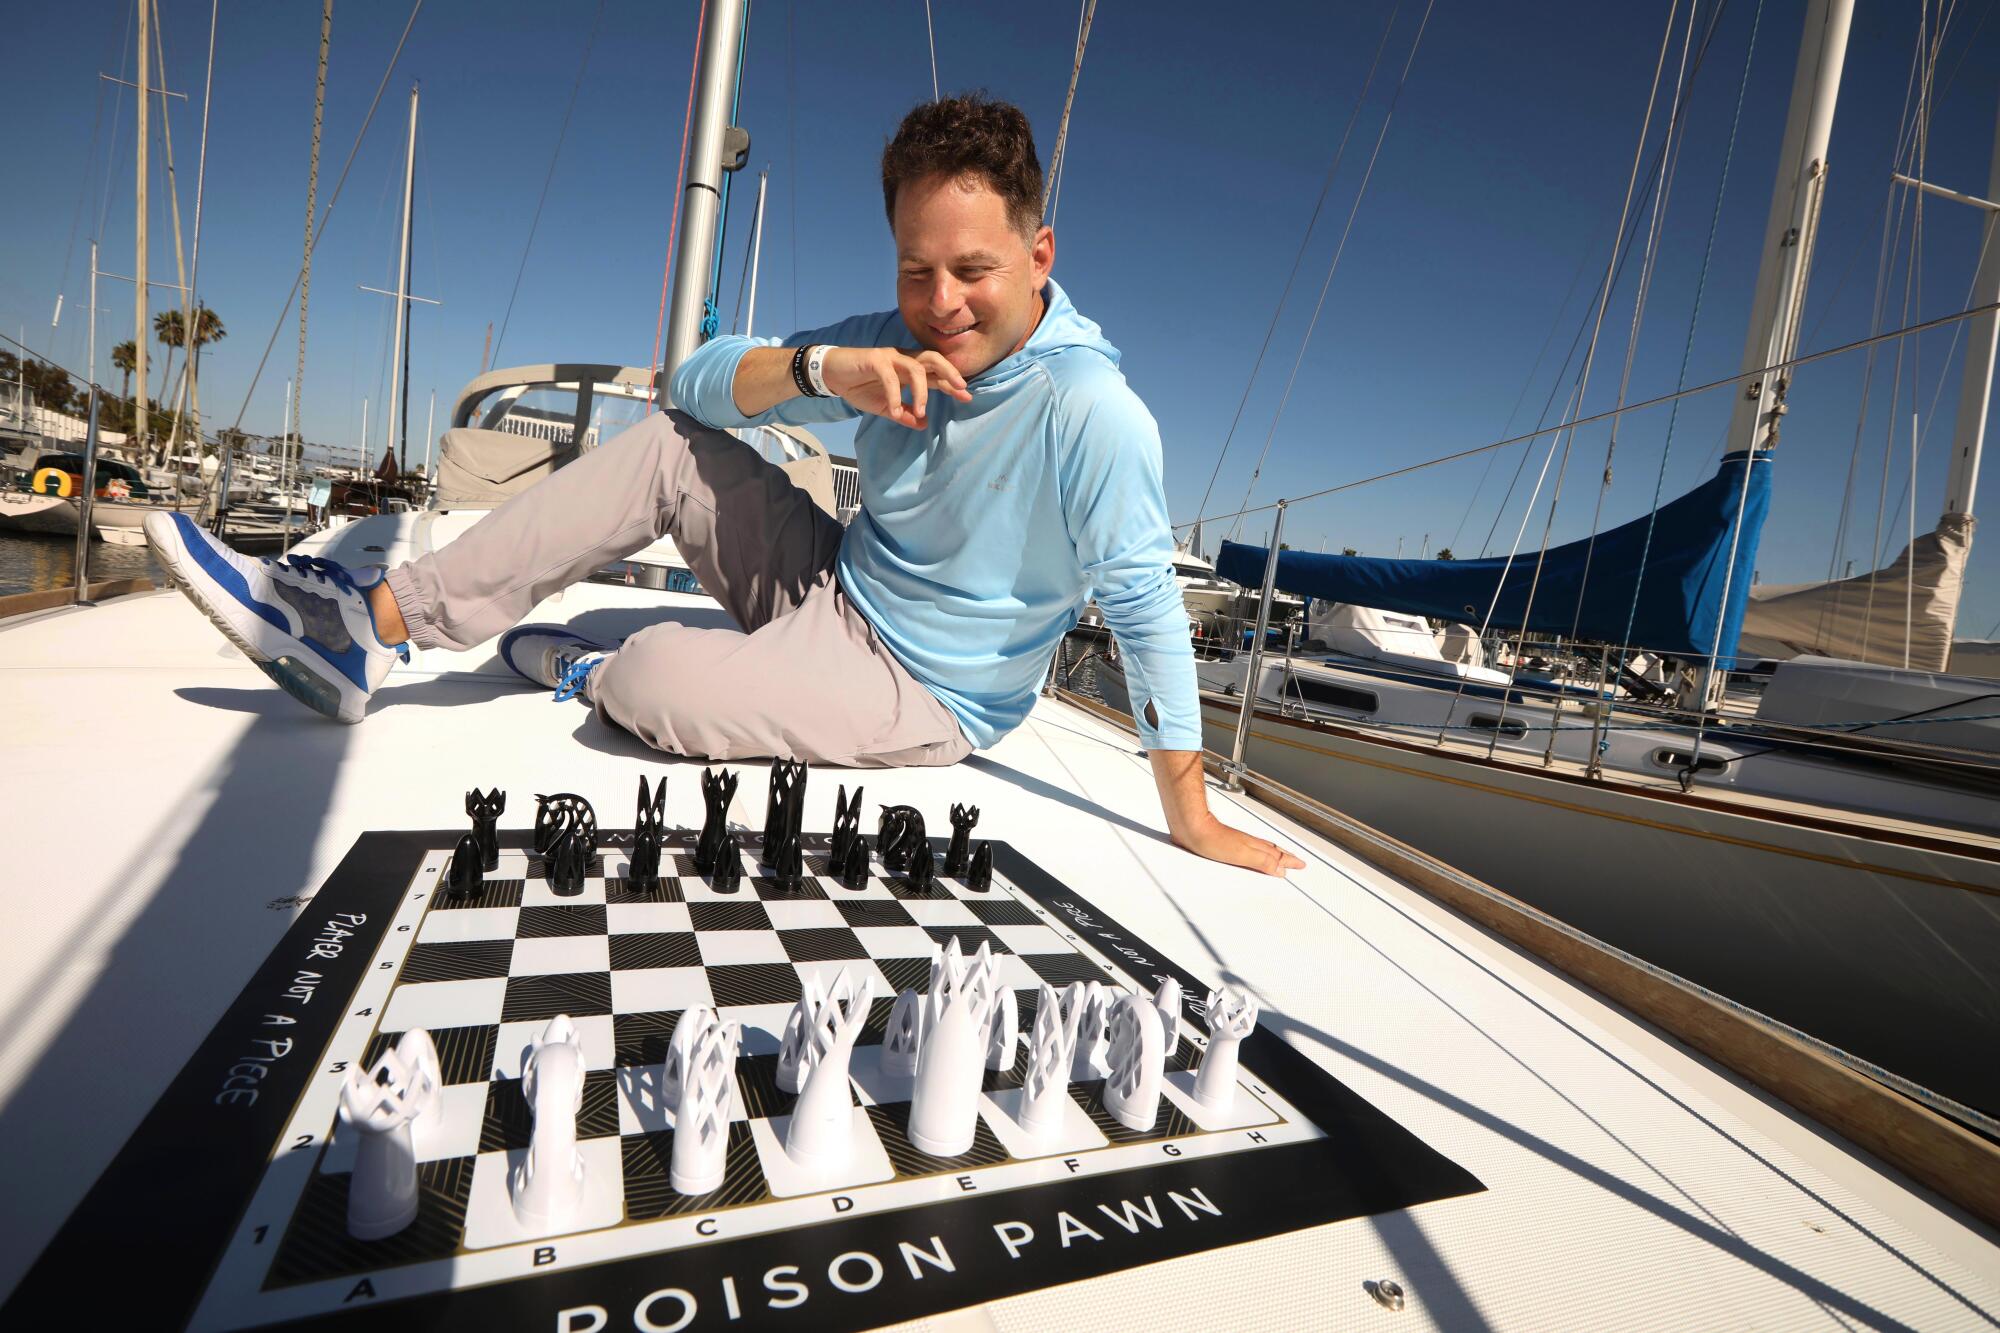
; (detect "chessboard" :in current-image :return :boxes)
[7,796,1482,1332]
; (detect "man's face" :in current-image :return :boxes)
[893,172,1055,379]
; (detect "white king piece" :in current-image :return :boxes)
[511,1014,588,1230]
[1101,990,1166,1133]
[908,941,1000,1157]
[1192,986,1259,1114]
[1017,983,1084,1140]
[785,970,875,1170]
[337,1037,435,1241]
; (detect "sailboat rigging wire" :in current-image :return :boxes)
[703,3,754,342]
[1188,3,1402,534]
[649,0,711,404]
[169,0,219,462]
[1225,0,1435,542]
[93,2,138,271]
[1174,295,2000,530]
[228,0,426,437]
[1043,0,1097,227]
[493,0,606,366]
[923,0,940,102]
[56,79,107,361]
[787,0,798,330]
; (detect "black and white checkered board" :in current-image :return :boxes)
[7,828,1481,1332]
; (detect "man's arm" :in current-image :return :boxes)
[728,346,970,423]
[1150,749,1305,875]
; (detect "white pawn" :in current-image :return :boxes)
[670,1016,740,1195]
[1017,984,1082,1140]
[1101,992,1166,1133]
[776,974,829,1094]
[511,1015,587,1229]
[1151,977,1183,1055]
[1070,981,1111,1081]
[1192,987,1259,1114]
[338,1047,425,1240]
[395,1029,445,1125]
[984,985,1018,1072]
[908,943,998,1157]
[785,973,874,1169]
[881,989,925,1077]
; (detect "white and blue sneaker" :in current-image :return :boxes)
[144,510,407,723]
[497,624,615,700]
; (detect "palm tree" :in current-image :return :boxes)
[111,340,137,405]
[153,309,184,407]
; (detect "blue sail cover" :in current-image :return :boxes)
[1216,451,1772,664]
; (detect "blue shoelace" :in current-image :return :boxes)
[276,553,360,596]
[552,653,604,703]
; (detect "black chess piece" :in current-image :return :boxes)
[446,832,484,898]
[943,802,979,876]
[839,834,871,888]
[694,767,737,873]
[761,759,806,867]
[550,827,590,897]
[466,788,506,871]
[830,783,863,863]
[711,827,742,892]
[768,828,804,889]
[966,840,993,893]
[629,775,666,892]
[878,804,925,872]
[534,793,596,859]
[906,837,936,892]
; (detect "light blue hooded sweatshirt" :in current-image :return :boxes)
[669,277,1199,753]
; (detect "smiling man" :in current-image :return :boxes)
[144,94,1301,876]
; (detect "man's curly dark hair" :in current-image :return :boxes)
[881,93,1044,238]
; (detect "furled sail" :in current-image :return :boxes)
[1736,511,1974,671]
[1215,451,1772,663]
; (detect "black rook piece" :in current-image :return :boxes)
[830,784,863,863]
[711,828,743,892]
[878,805,925,873]
[446,832,484,898]
[629,775,667,892]
[761,759,807,867]
[943,802,980,876]
[466,788,506,871]
[966,840,993,893]
[533,793,596,859]
[549,829,589,897]
[839,834,871,889]
[694,767,738,874]
[906,838,936,892]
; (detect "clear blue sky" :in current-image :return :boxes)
[5,1,1999,638]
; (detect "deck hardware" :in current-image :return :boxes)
[1366,1278,1406,1312]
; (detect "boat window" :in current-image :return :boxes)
[1650,748,1728,774]
[1469,713,1527,738]
[1282,675,1378,714]
[477,386,586,447]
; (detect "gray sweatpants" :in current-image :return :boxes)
[382,411,972,768]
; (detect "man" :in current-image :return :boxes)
[145,95,1302,877]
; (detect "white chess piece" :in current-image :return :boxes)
[920,938,966,1036]
[1017,983,1082,1140]
[984,984,1018,1072]
[1102,992,1166,1132]
[511,1014,588,1229]
[881,989,925,1077]
[908,942,998,1157]
[1070,981,1111,1081]
[1150,977,1183,1054]
[776,974,828,1094]
[338,1046,426,1240]
[663,1006,713,1111]
[785,973,874,1169]
[395,1028,444,1126]
[670,1016,741,1195]
[1192,987,1259,1114]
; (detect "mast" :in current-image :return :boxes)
[1724,0,1854,458]
[662,0,749,383]
[1940,92,2000,519]
[134,0,150,455]
[391,81,418,473]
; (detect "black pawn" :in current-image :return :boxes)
[447,832,484,898]
[965,840,993,893]
[629,775,666,892]
[839,835,871,888]
[943,802,979,876]
[711,828,742,892]
[769,828,804,889]
[550,829,589,897]
[906,838,936,893]
[830,784,862,864]
[466,788,506,872]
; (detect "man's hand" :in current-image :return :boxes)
[1149,749,1305,877]
[824,347,971,428]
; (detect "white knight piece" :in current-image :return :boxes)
[1101,991,1166,1133]
[784,971,875,1169]
[670,1014,741,1196]
[908,941,1000,1157]
[510,1014,588,1229]
[1192,986,1259,1114]
[1017,983,1084,1140]
[337,1037,433,1241]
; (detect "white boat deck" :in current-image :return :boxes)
[3,576,1997,1330]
